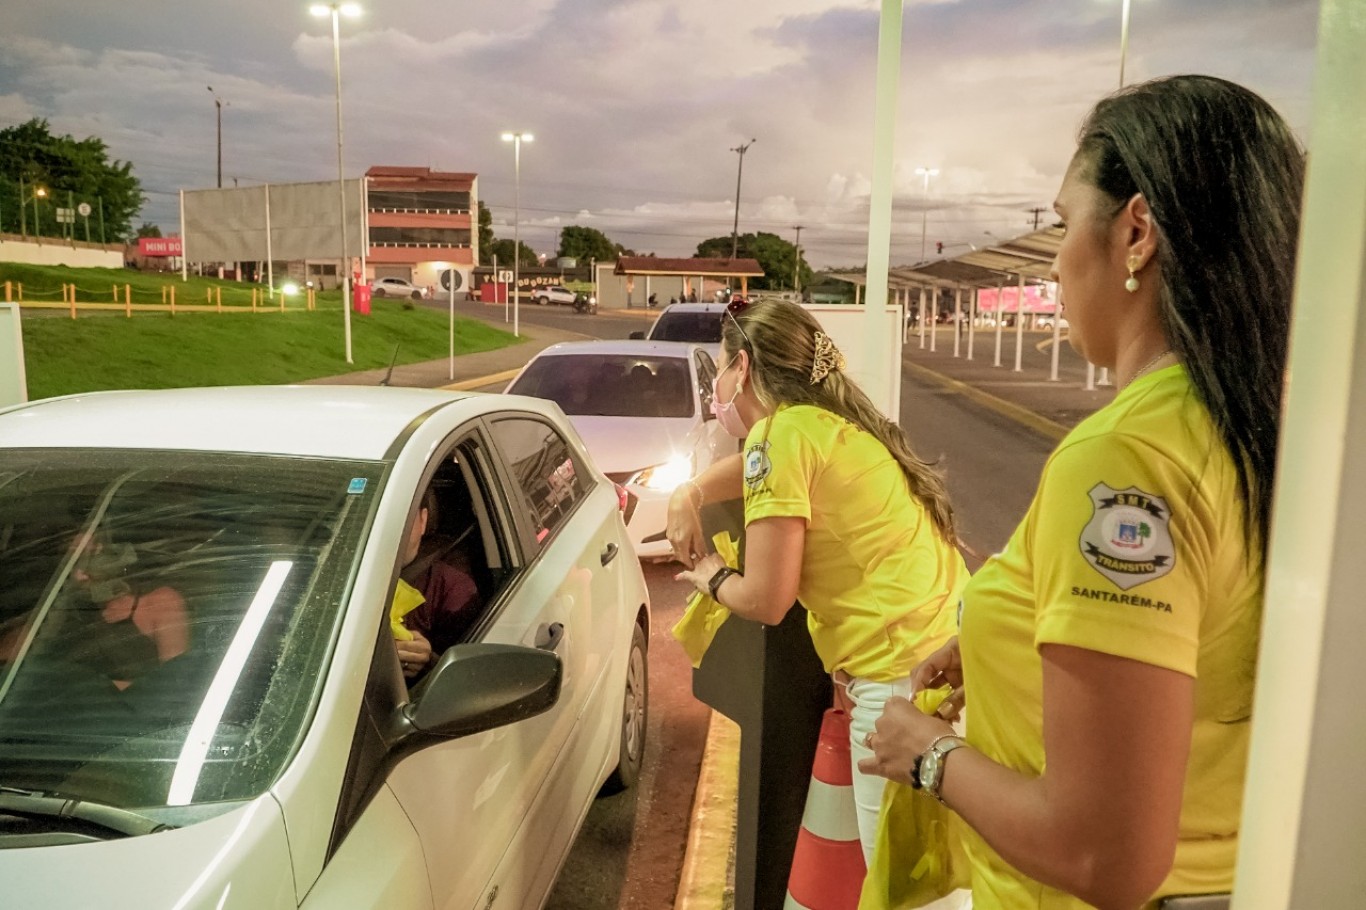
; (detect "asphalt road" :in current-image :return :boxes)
[470,301,1073,907]
[436,297,656,341]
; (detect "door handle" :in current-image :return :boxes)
[536,621,565,652]
[600,542,619,566]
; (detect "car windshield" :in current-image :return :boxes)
[510,354,695,419]
[0,450,382,822]
[648,312,722,344]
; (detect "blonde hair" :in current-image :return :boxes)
[724,298,957,543]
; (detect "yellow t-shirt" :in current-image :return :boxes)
[743,404,966,681]
[959,365,1261,907]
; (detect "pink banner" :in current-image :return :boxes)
[977,284,1058,313]
[138,236,184,257]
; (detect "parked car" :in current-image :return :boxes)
[506,340,734,560]
[0,386,650,910]
[628,302,727,359]
[533,285,578,306]
[371,276,429,300]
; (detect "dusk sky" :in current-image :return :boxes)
[0,0,1320,267]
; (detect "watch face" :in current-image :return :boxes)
[922,751,942,790]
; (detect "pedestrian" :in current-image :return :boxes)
[669,296,968,863]
[859,74,1305,909]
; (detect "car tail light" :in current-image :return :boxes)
[614,483,629,512]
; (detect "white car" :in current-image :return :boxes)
[506,340,735,560]
[629,302,727,359]
[0,386,650,910]
[371,276,429,299]
[533,285,577,306]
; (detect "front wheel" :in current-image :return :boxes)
[602,621,648,793]
[373,288,387,298]
[537,296,550,306]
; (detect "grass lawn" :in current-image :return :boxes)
[9,266,522,400]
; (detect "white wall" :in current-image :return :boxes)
[0,235,123,269]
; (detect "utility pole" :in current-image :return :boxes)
[730,138,756,260]
[207,86,226,189]
[792,225,804,291]
[1026,206,1047,230]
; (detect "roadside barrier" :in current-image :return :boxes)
[785,708,866,910]
[9,281,318,318]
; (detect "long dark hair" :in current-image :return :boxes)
[1075,75,1305,559]
[722,298,957,544]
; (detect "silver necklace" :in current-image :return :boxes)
[1122,349,1173,390]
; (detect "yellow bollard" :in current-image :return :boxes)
[252,288,258,312]
[216,287,222,313]
[170,285,176,315]
[125,284,132,318]
[113,284,118,302]
[207,288,212,304]
[68,284,76,320]
[4,280,10,302]
[16,283,22,301]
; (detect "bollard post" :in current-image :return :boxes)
[170,285,176,315]
[68,284,76,320]
[16,283,22,302]
[252,289,258,312]
[112,285,117,303]
[216,287,222,313]
[4,281,10,303]
[125,284,132,318]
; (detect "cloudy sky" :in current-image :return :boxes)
[0,0,1320,267]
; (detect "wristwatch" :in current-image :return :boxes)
[707,566,740,601]
[918,734,967,802]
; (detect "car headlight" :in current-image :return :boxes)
[633,455,693,492]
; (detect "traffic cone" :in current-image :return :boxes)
[785,708,866,910]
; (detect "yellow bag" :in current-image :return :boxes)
[670,532,740,668]
[858,688,971,910]
[389,578,426,642]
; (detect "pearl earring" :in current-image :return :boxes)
[1125,256,1140,293]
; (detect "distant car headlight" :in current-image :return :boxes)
[633,455,692,492]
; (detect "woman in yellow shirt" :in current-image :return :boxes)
[860,75,1303,908]
[670,297,967,862]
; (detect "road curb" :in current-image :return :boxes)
[904,360,1070,442]
[437,368,521,392]
[673,710,740,910]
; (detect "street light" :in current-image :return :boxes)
[730,138,756,260]
[206,86,228,188]
[311,0,361,365]
[915,166,939,264]
[33,186,47,240]
[501,131,533,338]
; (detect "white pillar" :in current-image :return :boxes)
[929,288,938,353]
[952,286,962,358]
[179,190,188,282]
[993,279,1004,367]
[1237,2,1366,904]
[918,288,927,349]
[264,184,274,294]
[1049,285,1063,381]
[1013,272,1025,372]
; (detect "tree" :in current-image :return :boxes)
[486,238,538,268]
[557,225,625,264]
[696,231,813,291]
[136,222,162,238]
[0,118,144,242]
[477,201,495,264]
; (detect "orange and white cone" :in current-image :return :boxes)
[785,708,866,910]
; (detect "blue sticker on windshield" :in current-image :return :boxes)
[348,478,368,495]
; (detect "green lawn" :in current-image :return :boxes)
[8,265,522,400]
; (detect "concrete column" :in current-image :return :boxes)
[952,286,962,358]
[967,287,977,361]
[1013,272,1025,372]
[993,279,1004,367]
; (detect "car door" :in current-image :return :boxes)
[383,424,574,910]
[480,412,626,903]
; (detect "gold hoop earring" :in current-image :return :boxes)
[1125,256,1140,293]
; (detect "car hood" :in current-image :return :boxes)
[0,797,296,909]
[567,415,701,474]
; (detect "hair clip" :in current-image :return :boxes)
[810,332,846,384]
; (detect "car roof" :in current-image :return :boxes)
[654,302,726,315]
[530,339,704,359]
[0,386,494,460]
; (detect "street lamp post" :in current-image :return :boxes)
[915,166,939,264]
[501,131,533,338]
[729,138,756,260]
[33,186,47,242]
[311,1,361,365]
[792,224,804,292]
[207,86,227,188]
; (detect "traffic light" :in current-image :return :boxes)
[936,241,943,255]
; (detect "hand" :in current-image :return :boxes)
[912,637,966,721]
[666,483,706,569]
[396,629,433,678]
[674,552,727,597]
[857,694,955,783]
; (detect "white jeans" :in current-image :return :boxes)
[844,675,972,910]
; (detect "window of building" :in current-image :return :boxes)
[368,190,471,213]
[369,226,472,248]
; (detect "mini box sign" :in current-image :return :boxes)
[138,236,184,257]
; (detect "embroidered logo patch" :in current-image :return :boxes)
[743,441,771,489]
[1078,483,1175,590]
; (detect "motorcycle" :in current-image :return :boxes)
[573,293,599,315]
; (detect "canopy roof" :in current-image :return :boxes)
[826,225,1063,289]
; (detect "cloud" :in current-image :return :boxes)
[0,0,1319,266]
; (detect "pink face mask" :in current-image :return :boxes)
[711,359,752,438]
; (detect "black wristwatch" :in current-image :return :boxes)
[707,566,740,601]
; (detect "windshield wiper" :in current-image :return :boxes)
[0,786,176,839]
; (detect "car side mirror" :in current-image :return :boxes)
[629,331,645,340]
[399,644,561,741]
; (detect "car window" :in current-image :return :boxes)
[0,449,382,821]
[486,417,589,548]
[648,312,723,344]
[508,354,696,419]
[694,351,716,412]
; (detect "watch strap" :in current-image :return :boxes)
[707,566,739,601]
[922,734,967,802]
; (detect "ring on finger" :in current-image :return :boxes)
[863,731,875,749]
